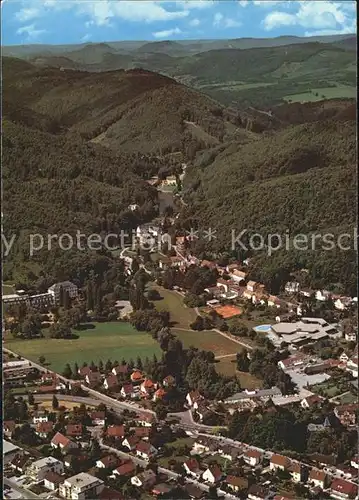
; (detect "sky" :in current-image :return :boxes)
[1,0,357,46]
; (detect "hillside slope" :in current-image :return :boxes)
[181,106,356,293]
[3,58,235,154]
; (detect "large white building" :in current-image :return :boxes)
[59,473,104,500]
[27,457,64,482]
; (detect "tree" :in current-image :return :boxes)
[236,349,250,372]
[28,392,35,405]
[52,395,59,410]
[63,363,73,379]
[90,439,101,459]
[39,355,46,364]
[105,359,113,371]
[155,403,168,421]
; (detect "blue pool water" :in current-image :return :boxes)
[254,324,272,333]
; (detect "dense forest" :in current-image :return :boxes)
[180,104,357,294]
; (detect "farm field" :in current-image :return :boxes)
[5,322,161,373]
[151,286,197,329]
[284,85,356,103]
[173,328,240,357]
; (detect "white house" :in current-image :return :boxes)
[345,332,357,342]
[346,358,358,378]
[335,297,352,311]
[27,457,64,482]
[122,436,138,451]
[186,390,203,407]
[315,290,332,302]
[243,449,262,467]
[289,461,303,483]
[59,472,104,500]
[202,465,222,484]
[285,282,300,294]
[33,412,49,424]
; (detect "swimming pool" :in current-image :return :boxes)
[254,324,272,333]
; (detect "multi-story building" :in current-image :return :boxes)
[27,457,64,482]
[48,281,78,305]
[59,473,104,499]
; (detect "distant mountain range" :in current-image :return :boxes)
[3,34,356,109]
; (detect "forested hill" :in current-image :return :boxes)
[2,57,237,156]
[180,103,357,295]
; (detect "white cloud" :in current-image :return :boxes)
[15,7,40,22]
[262,1,356,33]
[189,18,201,27]
[13,0,190,28]
[263,12,296,30]
[152,27,183,38]
[16,23,47,40]
[178,0,214,9]
[81,34,91,43]
[213,11,242,28]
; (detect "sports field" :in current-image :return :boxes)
[173,328,240,357]
[5,322,161,373]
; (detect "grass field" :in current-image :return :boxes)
[37,400,96,411]
[5,322,161,373]
[151,286,197,329]
[173,329,240,356]
[216,355,263,389]
[284,85,356,103]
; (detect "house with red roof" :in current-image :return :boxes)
[130,370,144,384]
[36,421,54,438]
[301,394,324,409]
[66,424,83,438]
[140,378,156,396]
[183,458,201,479]
[112,365,129,377]
[153,388,166,401]
[103,375,119,391]
[96,455,119,469]
[163,375,175,387]
[51,432,77,452]
[113,460,135,477]
[4,420,16,438]
[330,478,358,499]
[138,413,156,427]
[186,390,203,407]
[136,440,157,460]
[309,468,328,489]
[120,383,135,399]
[202,465,222,484]
[270,454,291,471]
[244,449,262,467]
[106,425,125,440]
[122,436,139,451]
[90,411,106,426]
[225,475,249,493]
[85,371,102,388]
[78,366,93,378]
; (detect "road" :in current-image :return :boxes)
[4,478,41,500]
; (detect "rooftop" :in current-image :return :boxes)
[64,472,103,488]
